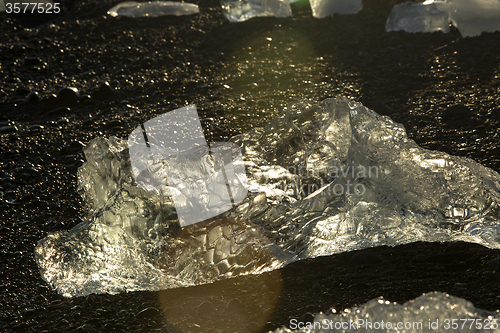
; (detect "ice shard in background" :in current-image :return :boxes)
[310,0,362,18]
[273,292,500,333]
[386,1,450,33]
[220,0,292,22]
[448,0,500,38]
[36,97,500,297]
[128,104,248,227]
[107,1,199,17]
[386,0,500,37]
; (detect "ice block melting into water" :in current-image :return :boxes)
[220,0,292,22]
[36,97,500,297]
[273,292,500,332]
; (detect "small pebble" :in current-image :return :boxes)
[483,271,496,279]
[57,87,80,105]
[488,258,500,268]
[105,120,122,128]
[78,94,92,102]
[27,91,39,102]
[98,82,114,95]
[49,107,71,116]
[311,282,322,293]
[225,298,243,312]
[24,57,42,65]
[197,301,212,315]
[354,282,370,290]
[299,312,314,323]
[136,307,160,320]
[0,126,17,134]
[29,125,44,131]
[381,268,396,276]
[57,117,69,125]
[442,104,471,120]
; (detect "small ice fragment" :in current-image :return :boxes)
[107,1,199,18]
[448,0,500,37]
[386,1,450,33]
[273,292,500,333]
[310,0,362,18]
[220,0,292,23]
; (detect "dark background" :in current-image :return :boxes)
[1,0,500,332]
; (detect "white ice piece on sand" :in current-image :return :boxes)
[107,1,199,17]
[310,0,362,18]
[448,0,500,37]
[386,1,451,33]
[273,292,500,333]
[220,0,292,23]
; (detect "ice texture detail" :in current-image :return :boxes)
[35,97,500,297]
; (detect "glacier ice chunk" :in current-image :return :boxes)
[310,0,362,18]
[220,0,292,22]
[273,292,500,332]
[386,0,500,37]
[386,1,450,33]
[107,1,199,18]
[35,97,500,297]
[448,0,500,37]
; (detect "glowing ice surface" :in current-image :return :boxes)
[273,292,500,332]
[127,105,248,227]
[36,97,500,297]
[448,0,500,38]
[220,0,292,22]
[386,1,450,33]
[310,0,362,18]
[107,1,199,17]
[386,0,500,37]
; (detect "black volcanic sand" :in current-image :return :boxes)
[2,0,500,332]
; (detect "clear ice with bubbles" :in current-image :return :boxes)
[35,97,500,297]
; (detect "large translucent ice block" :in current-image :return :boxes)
[220,0,292,22]
[273,292,500,332]
[310,0,362,18]
[36,97,500,297]
[107,1,199,17]
[448,0,500,37]
[386,1,450,33]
